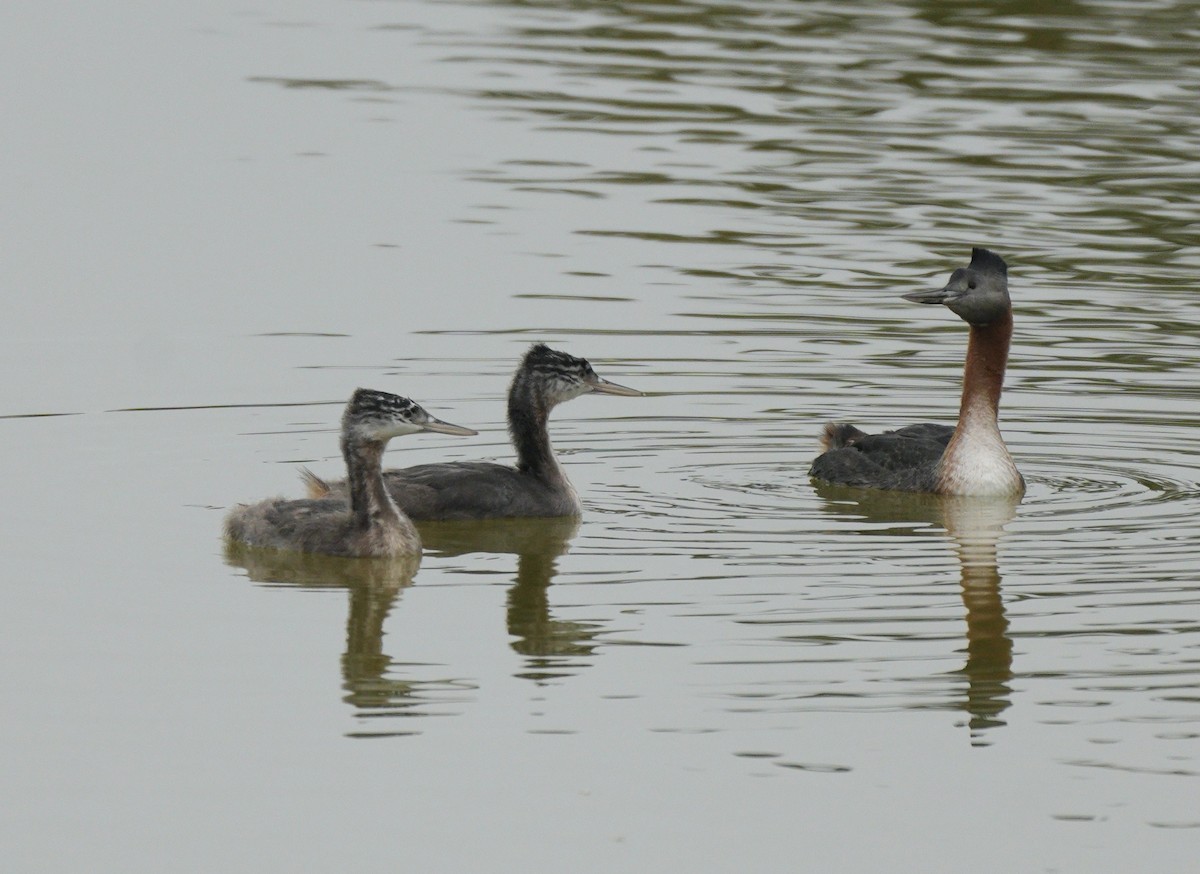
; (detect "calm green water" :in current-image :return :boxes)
[3,1,1199,871]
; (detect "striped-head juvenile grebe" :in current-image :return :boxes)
[809,248,1024,497]
[304,344,641,520]
[225,389,476,557]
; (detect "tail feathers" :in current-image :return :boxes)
[299,466,331,499]
[820,422,867,451]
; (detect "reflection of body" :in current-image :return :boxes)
[223,515,592,727]
[305,345,640,520]
[811,249,1023,497]
[223,543,420,715]
[225,389,474,557]
[813,485,1018,738]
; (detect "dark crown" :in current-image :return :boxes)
[969,247,1008,276]
[345,388,422,423]
[521,343,593,378]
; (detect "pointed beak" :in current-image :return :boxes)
[902,285,956,305]
[419,415,478,437]
[587,375,642,397]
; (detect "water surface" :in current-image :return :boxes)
[3,1,1199,871]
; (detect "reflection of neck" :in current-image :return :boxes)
[507,552,598,659]
[959,545,1014,738]
[342,580,402,704]
[509,385,563,483]
[945,498,1017,739]
[343,438,399,531]
[957,535,1010,670]
[955,310,1011,436]
[507,552,557,652]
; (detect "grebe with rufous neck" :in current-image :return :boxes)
[809,247,1024,497]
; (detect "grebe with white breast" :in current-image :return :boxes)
[304,344,642,520]
[225,389,476,557]
[809,248,1024,497]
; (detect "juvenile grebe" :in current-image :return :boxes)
[809,248,1024,497]
[225,389,476,557]
[304,344,641,519]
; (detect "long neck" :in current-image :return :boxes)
[342,436,401,531]
[508,386,563,482]
[937,308,1023,497]
[956,309,1012,433]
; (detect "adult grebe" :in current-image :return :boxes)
[225,389,476,557]
[304,344,642,519]
[809,248,1025,497]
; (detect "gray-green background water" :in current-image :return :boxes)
[3,2,1199,871]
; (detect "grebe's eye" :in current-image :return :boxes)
[968,281,976,289]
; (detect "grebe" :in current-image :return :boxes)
[809,247,1024,497]
[304,344,641,519]
[225,389,476,557]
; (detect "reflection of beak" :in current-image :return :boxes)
[419,416,478,437]
[587,375,642,397]
[902,285,955,305]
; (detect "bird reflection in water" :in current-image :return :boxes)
[223,541,473,736]
[813,484,1018,743]
[418,516,590,682]
[225,515,590,733]
[940,495,1019,740]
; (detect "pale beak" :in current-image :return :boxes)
[419,415,478,437]
[902,285,954,305]
[587,375,642,397]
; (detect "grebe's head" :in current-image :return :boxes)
[903,247,1011,327]
[514,344,641,407]
[343,389,477,443]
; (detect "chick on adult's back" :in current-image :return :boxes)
[305,344,642,520]
[225,389,476,557]
[809,248,1024,497]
